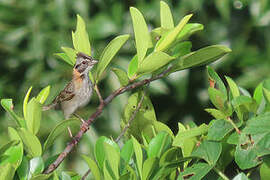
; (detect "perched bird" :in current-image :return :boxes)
[43,52,98,136]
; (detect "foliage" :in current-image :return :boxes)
[0,1,269,179]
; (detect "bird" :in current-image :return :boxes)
[43,52,98,137]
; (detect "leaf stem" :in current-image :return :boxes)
[213,167,229,180]
[227,117,241,134]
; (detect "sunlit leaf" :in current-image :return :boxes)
[160,1,174,29]
[36,86,50,104]
[25,98,42,135]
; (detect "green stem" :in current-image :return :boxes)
[227,117,241,134]
[213,167,229,180]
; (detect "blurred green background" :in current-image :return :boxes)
[0,0,270,177]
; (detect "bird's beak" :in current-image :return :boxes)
[89,59,98,66]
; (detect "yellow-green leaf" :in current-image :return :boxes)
[160,1,174,29]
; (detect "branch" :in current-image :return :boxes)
[44,67,172,174]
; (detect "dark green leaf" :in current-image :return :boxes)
[192,140,222,165]
[207,66,227,96]
[111,68,129,86]
[96,34,130,82]
[208,87,228,112]
[178,163,212,180]
[43,118,80,151]
[260,156,270,180]
[207,119,233,141]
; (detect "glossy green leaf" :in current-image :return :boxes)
[260,156,270,180]
[170,41,192,58]
[142,157,158,180]
[132,136,143,179]
[25,98,42,135]
[173,123,208,147]
[178,163,212,180]
[17,156,29,180]
[104,143,120,179]
[72,15,91,55]
[128,55,138,79]
[0,163,16,180]
[55,53,74,66]
[130,7,152,64]
[17,128,42,158]
[1,99,25,127]
[112,68,129,86]
[95,136,120,169]
[120,139,134,164]
[29,156,44,178]
[120,91,157,142]
[137,51,174,75]
[147,132,171,158]
[226,76,240,98]
[61,47,77,66]
[36,86,50,104]
[207,119,233,141]
[205,108,227,119]
[232,173,249,180]
[160,1,174,29]
[155,14,192,52]
[177,23,204,41]
[43,118,80,151]
[192,140,222,165]
[81,155,101,180]
[23,86,32,119]
[171,45,231,72]
[207,66,227,96]
[96,34,130,82]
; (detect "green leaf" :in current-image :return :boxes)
[0,163,16,180]
[192,141,222,165]
[142,157,158,180]
[147,132,171,158]
[253,82,263,105]
[36,86,50,104]
[207,66,227,96]
[120,139,134,164]
[0,140,19,156]
[173,123,208,147]
[120,91,157,142]
[263,88,270,104]
[205,108,227,119]
[17,156,29,180]
[155,14,192,52]
[62,172,72,180]
[30,174,52,180]
[171,45,231,72]
[1,99,25,127]
[103,161,114,180]
[23,86,33,119]
[96,34,130,82]
[160,1,174,29]
[260,156,270,180]
[232,173,249,180]
[177,23,204,41]
[95,136,120,169]
[128,55,138,79]
[131,136,143,179]
[160,147,181,165]
[112,68,129,86]
[43,118,80,151]
[231,95,258,113]
[29,157,44,178]
[178,163,212,180]
[104,143,120,179]
[130,7,152,64]
[225,76,240,98]
[72,15,91,55]
[208,87,228,112]
[137,51,174,75]
[81,155,101,180]
[170,41,192,58]
[61,47,77,66]
[207,119,233,141]
[25,98,42,135]
[17,128,42,158]
[55,53,74,66]
[153,121,174,137]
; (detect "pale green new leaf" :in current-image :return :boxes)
[61,47,77,66]
[111,68,129,86]
[36,86,50,104]
[132,136,143,179]
[81,155,101,180]
[225,76,240,98]
[96,34,129,82]
[23,86,32,119]
[25,98,42,135]
[130,7,152,64]
[72,15,91,55]
[160,1,174,29]
[55,53,74,66]
[128,55,138,79]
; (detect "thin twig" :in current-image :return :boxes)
[115,91,145,142]
[81,169,91,180]
[43,67,172,174]
[94,84,104,104]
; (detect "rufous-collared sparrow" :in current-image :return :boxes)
[43,52,98,136]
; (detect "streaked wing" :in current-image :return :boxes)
[54,82,75,103]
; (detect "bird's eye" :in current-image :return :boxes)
[82,61,86,64]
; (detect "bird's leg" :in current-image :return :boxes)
[73,113,89,131]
